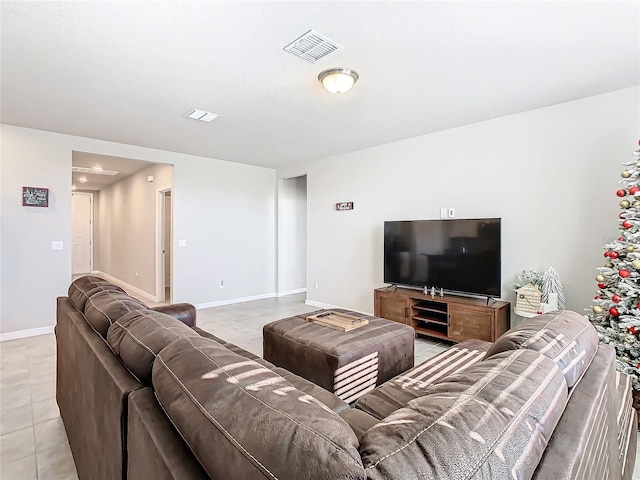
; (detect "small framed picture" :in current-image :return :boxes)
[22,186,49,207]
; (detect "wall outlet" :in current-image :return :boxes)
[219,280,224,289]
[440,207,448,219]
[448,208,455,218]
[314,282,319,290]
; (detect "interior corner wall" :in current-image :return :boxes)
[278,86,640,316]
[97,163,172,295]
[278,175,307,293]
[0,124,276,335]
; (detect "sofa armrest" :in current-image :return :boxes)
[151,303,196,328]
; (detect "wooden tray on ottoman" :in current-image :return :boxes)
[306,311,369,331]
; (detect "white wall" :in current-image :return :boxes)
[278,175,307,294]
[1,127,73,334]
[0,125,276,335]
[278,87,640,316]
[97,163,172,295]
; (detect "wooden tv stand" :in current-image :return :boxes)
[374,287,510,343]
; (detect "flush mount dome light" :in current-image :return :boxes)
[318,67,359,94]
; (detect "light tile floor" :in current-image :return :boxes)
[2,293,639,479]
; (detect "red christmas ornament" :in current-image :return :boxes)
[598,282,606,289]
[610,251,620,259]
[617,189,627,197]
[620,269,631,278]
[637,302,640,309]
[623,221,633,229]
[604,251,611,257]
[609,307,619,316]
[612,294,621,303]
[629,326,638,335]
[630,186,640,195]
[619,237,626,241]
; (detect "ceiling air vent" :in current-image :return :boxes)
[283,30,343,63]
[184,108,220,122]
[72,166,118,176]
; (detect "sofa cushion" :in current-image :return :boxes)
[84,291,147,337]
[484,310,598,388]
[152,336,365,480]
[68,275,125,312]
[272,367,349,414]
[360,349,568,480]
[107,310,198,385]
[615,371,637,479]
[356,339,491,420]
[531,345,623,480]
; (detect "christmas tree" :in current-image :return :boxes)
[590,140,640,390]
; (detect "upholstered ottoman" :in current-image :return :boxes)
[263,309,415,403]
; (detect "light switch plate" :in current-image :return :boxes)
[51,241,63,251]
[440,208,448,219]
[178,240,187,247]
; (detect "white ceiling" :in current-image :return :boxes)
[71,151,155,191]
[2,1,639,169]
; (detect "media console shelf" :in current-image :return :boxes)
[374,287,511,343]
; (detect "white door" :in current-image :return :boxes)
[72,192,93,274]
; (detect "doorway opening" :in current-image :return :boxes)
[277,175,307,297]
[156,186,172,302]
[71,192,93,275]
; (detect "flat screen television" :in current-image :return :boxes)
[384,218,501,297]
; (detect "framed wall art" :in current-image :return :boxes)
[22,186,49,207]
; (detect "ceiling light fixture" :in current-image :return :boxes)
[72,166,118,176]
[318,67,359,94]
[78,176,87,183]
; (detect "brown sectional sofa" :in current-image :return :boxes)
[56,275,637,479]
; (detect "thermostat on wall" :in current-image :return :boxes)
[336,202,354,211]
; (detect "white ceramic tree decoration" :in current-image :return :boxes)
[542,266,565,310]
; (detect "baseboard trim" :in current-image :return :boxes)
[305,299,342,310]
[0,326,55,342]
[305,299,372,316]
[195,292,277,310]
[276,288,306,298]
[92,270,157,303]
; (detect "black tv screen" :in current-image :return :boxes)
[384,218,501,297]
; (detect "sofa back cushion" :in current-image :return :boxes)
[68,275,125,312]
[84,291,147,337]
[484,310,598,387]
[152,336,365,480]
[360,349,567,480]
[107,310,197,384]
